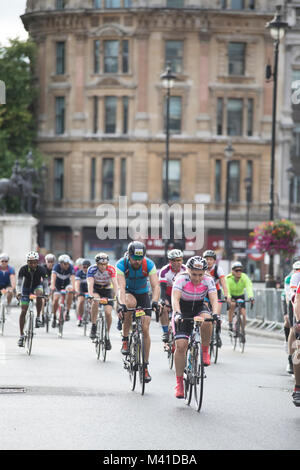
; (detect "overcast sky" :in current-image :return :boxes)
[1,1,28,46]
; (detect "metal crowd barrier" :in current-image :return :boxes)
[221,288,285,334]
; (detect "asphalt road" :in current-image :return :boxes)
[0,306,299,451]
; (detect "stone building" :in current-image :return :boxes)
[22,0,276,272]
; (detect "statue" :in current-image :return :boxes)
[0,153,42,214]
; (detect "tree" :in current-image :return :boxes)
[0,38,43,211]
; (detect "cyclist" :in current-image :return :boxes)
[41,253,56,325]
[0,253,16,308]
[116,241,160,383]
[74,258,84,274]
[158,249,186,345]
[87,253,118,347]
[203,249,228,346]
[226,261,254,339]
[290,278,300,406]
[75,259,91,327]
[51,254,75,327]
[287,261,300,375]
[171,256,219,399]
[16,251,49,347]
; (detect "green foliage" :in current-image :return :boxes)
[0,38,43,212]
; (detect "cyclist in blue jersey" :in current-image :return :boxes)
[116,241,160,383]
[51,254,75,326]
[0,253,16,308]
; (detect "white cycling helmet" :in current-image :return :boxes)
[27,251,39,261]
[232,261,243,270]
[75,257,84,266]
[167,249,183,260]
[45,253,56,262]
[58,254,71,264]
[293,261,300,270]
[0,253,9,261]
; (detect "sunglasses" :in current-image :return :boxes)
[234,269,243,272]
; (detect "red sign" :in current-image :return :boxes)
[248,242,264,261]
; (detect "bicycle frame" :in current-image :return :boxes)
[0,289,8,336]
[92,297,114,361]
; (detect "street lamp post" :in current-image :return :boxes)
[160,63,177,259]
[265,5,289,287]
[286,166,294,220]
[244,177,252,273]
[224,140,235,260]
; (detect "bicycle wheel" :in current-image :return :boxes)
[168,329,175,370]
[45,301,50,333]
[184,350,193,406]
[0,304,5,336]
[58,305,64,338]
[95,317,102,360]
[128,336,137,391]
[210,324,219,364]
[194,345,205,412]
[26,313,34,356]
[83,302,89,337]
[137,334,146,396]
[239,320,246,353]
[233,315,240,351]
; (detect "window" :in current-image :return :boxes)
[94,0,101,6]
[165,41,183,74]
[104,40,119,73]
[228,161,240,203]
[102,158,114,200]
[105,0,121,7]
[246,160,253,202]
[93,96,98,134]
[120,158,126,196]
[247,98,254,136]
[54,158,64,201]
[227,99,243,136]
[91,158,96,201]
[163,160,181,201]
[249,0,255,9]
[217,98,224,135]
[122,40,129,74]
[231,0,245,9]
[167,0,184,6]
[55,97,65,135]
[221,0,227,8]
[56,42,65,75]
[292,126,300,158]
[56,0,66,9]
[228,43,245,76]
[165,96,182,134]
[215,160,222,203]
[105,96,117,133]
[122,96,129,134]
[94,40,100,73]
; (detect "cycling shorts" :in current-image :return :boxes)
[126,291,151,317]
[93,285,114,307]
[173,300,211,340]
[21,285,43,306]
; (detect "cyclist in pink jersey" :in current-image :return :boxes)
[171,256,219,399]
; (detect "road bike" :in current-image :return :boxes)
[43,295,52,333]
[0,289,8,336]
[24,294,47,356]
[229,299,252,353]
[182,316,214,412]
[92,297,114,361]
[56,290,74,338]
[82,293,91,337]
[123,307,152,396]
[209,318,222,364]
[159,301,175,370]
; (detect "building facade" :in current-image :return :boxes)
[22,0,276,273]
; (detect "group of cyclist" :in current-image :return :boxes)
[0,241,299,406]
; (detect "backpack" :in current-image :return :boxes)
[124,256,148,278]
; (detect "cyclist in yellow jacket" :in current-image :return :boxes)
[226,261,254,333]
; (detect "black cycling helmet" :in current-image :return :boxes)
[128,241,146,260]
[82,259,91,267]
[186,256,208,271]
[203,250,216,260]
[95,252,109,263]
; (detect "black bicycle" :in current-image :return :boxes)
[123,307,152,396]
[183,316,214,412]
[209,319,221,364]
[82,293,91,337]
[229,299,252,353]
[159,301,175,370]
[93,297,114,362]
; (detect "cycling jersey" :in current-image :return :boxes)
[53,263,75,290]
[207,264,225,291]
[225,272,254,298]
[116,256,156,294]
[172,272,216,303]
[17,265,48,291]
[290,272,300,297]
[75,269,88,293]
[159,263,186,297]
[0,265,15,288]
[87,264,116,288]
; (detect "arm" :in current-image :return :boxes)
[117,273,126,306]
[9,273,16,290]
[208,290,219,315]
[87,277,94,298]
[50,272,56,291]
[70,274,75,291]
[111,276,118,298]
[149,272,160,303]
[244,274,254,299]
[171,288,181,314]
[219,276,228,298]
[75,279,80,294]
